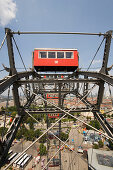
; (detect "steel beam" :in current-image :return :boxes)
[5,28,21,114]
[1,28,113,168]
[0,115,23,167]
[18,78,100,84]
[5,28,17,75]
[0,71,33,94]
[78,71,113,86]
[94,112,113,138]
[0,93,36,167]
[58,83,62,170]
[11,31,106,36]
[100,30,112,74]
[26,109,99,114]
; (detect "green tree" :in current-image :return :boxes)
[103,113,106,118]
[86,120,100,130]
[39,134,47,143]
[16,126,27,139]
[34,129,41,138]
[108,139,113,150]
[16,129,23,139]
[7,106,17,112]
[24,129,35,141]
[60,132,69,141]
[98,140,104,148]
[93,144,99,149]
[0,127,8,136]
[39,143,47,156]
[29,122,34,130]
[1,106,5,111]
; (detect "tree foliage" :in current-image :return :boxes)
[108,139,113,150]
[0,127,8,136]
[16,126,41,141]
[39,134,47,143]
[60,132,69,141]
[98,140,104,148]
[86,120,101,130]
[93,144,99,149]
[34,129,41,138]
[39,143,47,156]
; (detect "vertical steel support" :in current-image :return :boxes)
[25,80,31,101]
[83,75,88,97]
[45,95,49,170]
[5,28,17,75]
[0,28,23,167]
[5,28,21,114]
[58,83,62,170]
[97,31,112,110]
[83,75,88,108]
[100,31,112,74]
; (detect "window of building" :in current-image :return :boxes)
[39,52,47,58]
[66,52,73,58]
[48,52,55,58]
[57,52,64,58]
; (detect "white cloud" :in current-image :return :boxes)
[0,0,17,27]
[92,59,101,65]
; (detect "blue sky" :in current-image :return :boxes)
[0,0,113,79]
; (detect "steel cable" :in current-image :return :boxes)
[4,83,95,169]
[2,87,10,142]
[23,109,96,170]
[12,36,27,72]
[0,33,7,50]
[24,85,113,141]
[79,37,105,94]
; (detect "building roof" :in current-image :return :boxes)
[34,48,77,51]
[88,148,113,170]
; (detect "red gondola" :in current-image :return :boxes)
[48,113,59,118]
[47,93,58,99]
[33,48,79,72]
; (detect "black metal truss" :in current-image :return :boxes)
[0,94,36,167]
[26,109,98,114]
[17,78,100,84]
[79,71,113,86]
[0,71,33,94]
[0,28,113,168]
[1,71,113,95]
[94,112,113,138]
[0,115,23,167]
[62,89,95,109]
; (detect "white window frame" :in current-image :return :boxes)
[39,51,74,59]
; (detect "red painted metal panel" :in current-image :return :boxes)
[48,113,59,118]
[47,93,58,99]
[33,49,78,67]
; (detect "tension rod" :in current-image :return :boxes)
[11,31,105,36]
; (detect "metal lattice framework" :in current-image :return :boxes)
[0,28,113,169]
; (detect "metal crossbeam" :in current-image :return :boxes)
[79,71,113,86]
[25,109,98,114]
[0,28,113,169]
[0,71,33,94]
[18,78,100,84]
[11,31,106,36]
